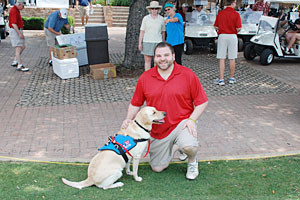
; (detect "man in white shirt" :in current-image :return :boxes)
[191,5,206,24]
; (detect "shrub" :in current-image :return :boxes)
[61,16,74,34]
[22,17,45,30]
[95,0,105,5]
[110,0,130,6]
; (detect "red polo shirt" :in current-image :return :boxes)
[214,7,241,35]
[131,62,208,139]
[9,5,24,29]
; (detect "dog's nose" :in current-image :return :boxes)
[163,112,166,116]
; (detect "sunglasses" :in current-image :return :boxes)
[165,8,171,11]
[151,8,159,10]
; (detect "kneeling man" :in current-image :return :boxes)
[121,42,208,180]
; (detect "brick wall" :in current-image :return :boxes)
[19,7,76,20]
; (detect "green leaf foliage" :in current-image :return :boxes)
[61,16,74,34]
[110,0,130,6]
[22,17,45,30]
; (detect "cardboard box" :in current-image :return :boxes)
[90,63,116,80]
[53,44,77,59]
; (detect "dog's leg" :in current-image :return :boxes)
[132,158,142,182]
[126,157,133,176]
[126,158,133,175]
[97,170,124,190]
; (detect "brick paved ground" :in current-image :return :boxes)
[0,28,299,163]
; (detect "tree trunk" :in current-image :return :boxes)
[121,0,168,70]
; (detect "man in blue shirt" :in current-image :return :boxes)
[44,9,69,65]
[76,0,93,26]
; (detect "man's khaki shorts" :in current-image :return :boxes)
[149,119,199,167]
[216,34,238,59]
[9,28,25,47]
[44,28,57,47]
[79,5,90,17]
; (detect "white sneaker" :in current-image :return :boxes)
[11,60,18,67]
[16,65,29,72]
[178,150,188,161]
[186,159,199,180]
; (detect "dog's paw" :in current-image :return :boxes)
[134,176,142,182]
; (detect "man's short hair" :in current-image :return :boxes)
[226,0,236,6]
[154,42,175,56]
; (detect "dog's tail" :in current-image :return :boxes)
[61,177,94,189]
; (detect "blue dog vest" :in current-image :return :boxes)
[98,134,149,163]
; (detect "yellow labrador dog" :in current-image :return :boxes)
[62,106,166,190]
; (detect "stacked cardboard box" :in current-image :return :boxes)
[53,44,77,59]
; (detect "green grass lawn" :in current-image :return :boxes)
[1,155,300,200]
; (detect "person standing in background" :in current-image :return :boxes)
[76,0,93,26]
[164,2,184,65]
[214,0,241,86]
[9,0,29,72]
[139,1,165,71]
[44,9,70,66]
[179,3,189,22]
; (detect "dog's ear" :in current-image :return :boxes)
[137,109,152,125]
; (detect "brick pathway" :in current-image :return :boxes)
[0,29,299,163]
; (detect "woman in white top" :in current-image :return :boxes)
[139,1,166,71]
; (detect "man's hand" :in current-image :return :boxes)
[19,33,24,39]
[121,119,132,129]
[182,119,197,138]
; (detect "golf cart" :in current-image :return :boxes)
[244,0,300,65]
[183,0,218,54]
[237,10,263,51]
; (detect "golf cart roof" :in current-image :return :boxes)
[266,0,300,3]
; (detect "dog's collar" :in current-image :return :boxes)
[134,120,150,133]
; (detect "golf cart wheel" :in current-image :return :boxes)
[184,39,193,55]
[0,27,6,39]
[244,44,256,60]
[238,38,243,52]
[260,49,274,65]
[210,39,218,53]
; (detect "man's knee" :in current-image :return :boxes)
[151,164,169,173]
[182,146,198,155]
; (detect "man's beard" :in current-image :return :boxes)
[156,60,173,70]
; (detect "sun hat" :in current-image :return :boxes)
[146,1,162,10]
[60,8,68,19]
[164,3,174,9]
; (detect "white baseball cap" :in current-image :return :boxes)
[17,0,26,5]
[60,9,68,19]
